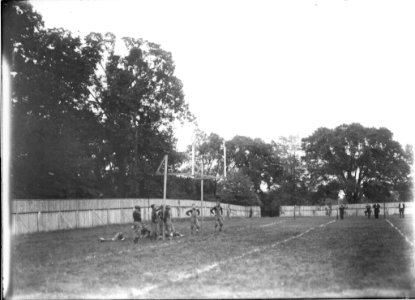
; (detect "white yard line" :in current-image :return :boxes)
[385,219,414,247]
[135,219,336,297]
[259,222,278,227]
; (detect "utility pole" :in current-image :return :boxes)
[162,155,168,240]
[201,160,204,233]
[192,142,195,176]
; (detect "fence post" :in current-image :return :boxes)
[147,198,150,222]
[76,210,79,228]
[76,200,80,228]
[107,208,109,225]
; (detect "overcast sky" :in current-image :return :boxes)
[31,0,415,150]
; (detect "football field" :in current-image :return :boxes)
[9,215,415,299]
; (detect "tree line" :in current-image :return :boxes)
[3,3,413,215]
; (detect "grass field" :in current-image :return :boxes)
[8,215,415,299]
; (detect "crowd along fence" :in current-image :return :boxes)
[280,202,413,218]
[10,198,260,234]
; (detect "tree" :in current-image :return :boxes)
[302,123,412,203]
[217,170,258,205]
[226,136,283,193]
[271,135,307,204]
[5,2,105,198]
[198,133,225,176]
[89,36,193,197]
[5,3,193,199]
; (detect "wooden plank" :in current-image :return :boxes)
[78,211,93,228]
[43,212,60,231]
[59,211,77,230]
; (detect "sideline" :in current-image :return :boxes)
[385,219,414,247]
[135,219,336,297]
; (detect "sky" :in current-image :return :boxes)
[30,0,415,151]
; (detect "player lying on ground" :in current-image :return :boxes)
[98,232,125,242]
[210,200,224,232]
[162,223,184,238]
[186,204,200,234]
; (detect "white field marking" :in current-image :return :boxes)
[385,219,414,247]
[136,219,336,297]
[260,222,278,227]
[270,220,335,248]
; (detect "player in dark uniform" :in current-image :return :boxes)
[186,204,201,235]
[132,205,143,243]
[157,207,165,239]
[164,205,173,238]
[210,201,224,231]
[150,204,162,240]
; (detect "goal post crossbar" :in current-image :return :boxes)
[154,171,218,181]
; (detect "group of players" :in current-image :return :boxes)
[131,200,225,243]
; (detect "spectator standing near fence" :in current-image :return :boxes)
[186,204,201,235]
[365,204,372,219]
[399,202,405,218]
[373,203,381,219]
[226,205,231,220]
[210,201,224,232]
[249,207,253,218]
[339,204,345,220]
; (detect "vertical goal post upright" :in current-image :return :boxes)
[155,154,168,240]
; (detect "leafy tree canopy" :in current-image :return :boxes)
[302,123,412,203]
[5,2,192,198]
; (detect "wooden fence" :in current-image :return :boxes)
[280,202,413,218]
[10,198,260,234]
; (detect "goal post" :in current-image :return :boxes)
[155,154,218,235]
[155,154,168,240]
